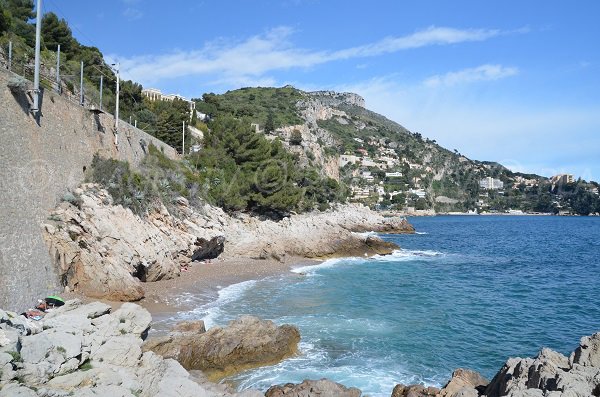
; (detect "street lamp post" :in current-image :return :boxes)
[111,63,120,146]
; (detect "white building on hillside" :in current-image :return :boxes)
[142,88,196,112]
[551,174,574,185]
[409,188,427,198]
[385,172,403,178]
[480,177,504,190]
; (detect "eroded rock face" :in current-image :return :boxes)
[42,184,224,301]
[192,236,225,261]
[266,378,362,397]
[43,185,414,301]
[145,316,300,379]
[0,300,260,397]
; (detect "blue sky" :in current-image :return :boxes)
[43,0,600,180]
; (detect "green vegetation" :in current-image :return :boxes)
[194,86,304,130]
[88,116,345,218]
[79,360,93,371]
[190,115,344,216]
[8,350,22,362]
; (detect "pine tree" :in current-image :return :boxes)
[264,111,275,133]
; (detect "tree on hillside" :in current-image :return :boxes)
[571,188,594,216]
[41,12,74,52]
[290,129,302,145]
[151,99,189,153]
[3,0,35,46]
[264,110,275,133]
[0,8,9,34]
[6,0,34,21]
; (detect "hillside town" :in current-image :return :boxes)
[333,134,599,215]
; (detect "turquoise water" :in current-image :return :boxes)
[182,216,600,396]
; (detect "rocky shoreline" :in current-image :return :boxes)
[41,184,414,303]
[1,300,599,397]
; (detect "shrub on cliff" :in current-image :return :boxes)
[87,155,159,215]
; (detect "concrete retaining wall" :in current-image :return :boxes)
[0,69,178,311]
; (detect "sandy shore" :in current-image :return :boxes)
[138,256,320,333]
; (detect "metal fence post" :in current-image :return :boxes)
[7,41,12,71]
[80,61,84,106]
[55,44,61,93]
[99,75,103,111]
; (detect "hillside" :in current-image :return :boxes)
[195,87,600,215]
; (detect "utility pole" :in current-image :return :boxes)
[182,121,185,155]
[99,75,103,111]
[113,62,120,146]
[31,0,42,113]
[79,61,84,106]
[7,41,12,71]
[55,44,60,93]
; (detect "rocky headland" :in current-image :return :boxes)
[42,184,413,302]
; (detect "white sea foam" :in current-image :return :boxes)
[353,231,379,237]
[372,249,444,261]
[181,279,257,328]
[291,257,360,274]
[415,231,429,235]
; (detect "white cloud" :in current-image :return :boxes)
[114,26,509,87]
[123,7,143,20]
[424,64,519,87]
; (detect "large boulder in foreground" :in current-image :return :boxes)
[391,384,440,397]
[145,316,300,380]
[266,379,362,397]
[438,368,488,397]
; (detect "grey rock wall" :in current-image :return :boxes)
[0,68,177,312]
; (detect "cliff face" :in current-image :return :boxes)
[42,184,413,302]
[0,68,177,312]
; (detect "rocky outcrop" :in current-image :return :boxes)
[142,320,207,362]
[42,184,224,301]
[0,300,262,397]
[222,203,413,261]
[438,369,488,397]
[483,334,600,397]
[145,316,300,380]
[192,236,226,261]
[395,333,600,397]
[43,185,413,301]
[265,379,362,397]
[391,384,440,397]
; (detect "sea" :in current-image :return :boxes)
[172,216,600,396]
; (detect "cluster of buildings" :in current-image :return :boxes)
[337,136,435,206]
[550,174,575,186]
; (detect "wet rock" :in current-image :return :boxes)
[266,378,362,397]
